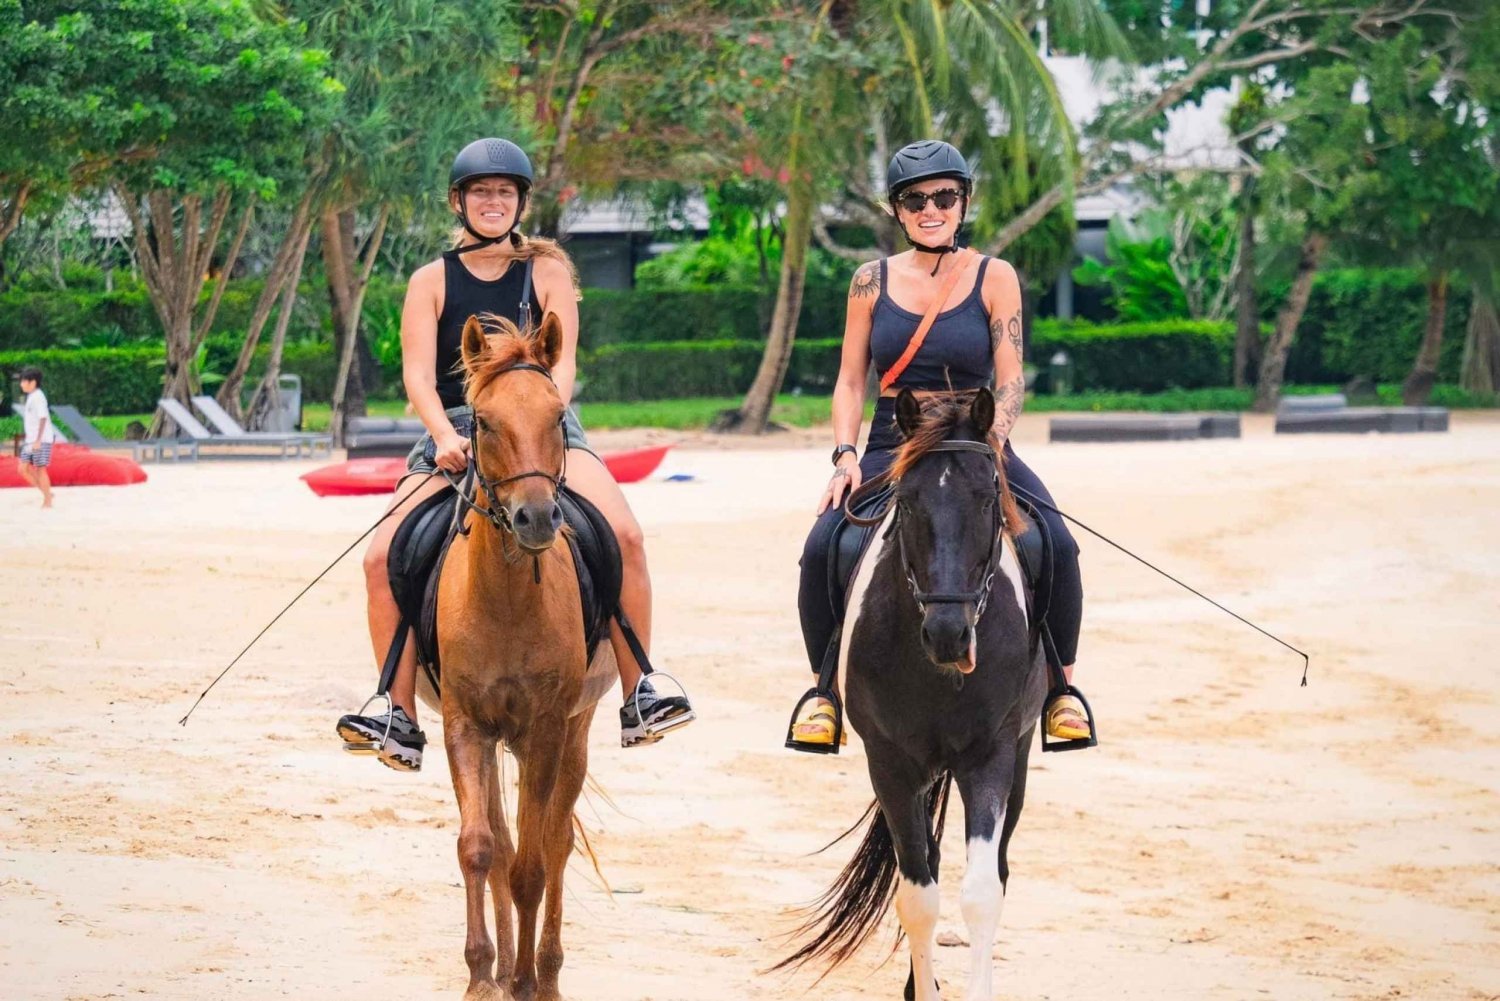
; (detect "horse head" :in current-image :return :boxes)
[461,310,568,553]
[891,387,1011,673]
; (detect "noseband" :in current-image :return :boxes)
[864,439,1005,619]
[453,362,568,538]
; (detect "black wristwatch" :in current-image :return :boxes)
[831,443,857,465]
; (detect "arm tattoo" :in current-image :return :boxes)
[989,310,1023,362]
[992,374,1025,443]
[850,261,880,299]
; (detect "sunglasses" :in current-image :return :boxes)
[897,187,963,213]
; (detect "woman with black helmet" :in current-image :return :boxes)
[336,138,694,771]
[786,139,1091,750]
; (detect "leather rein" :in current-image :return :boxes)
[847,438,1005,619]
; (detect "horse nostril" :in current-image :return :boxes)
[548,503,563,531]
[513,507,530,528]
[921,625,933,648]
[960,626,973,648]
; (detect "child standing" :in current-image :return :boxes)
[17,366,55,508]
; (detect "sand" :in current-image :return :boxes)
[2,412,1498,1000]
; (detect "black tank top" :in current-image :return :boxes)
[869,256,994,391]
[434,252,543,408]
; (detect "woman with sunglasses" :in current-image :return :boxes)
[786,139,1090,750]
[335,138,695,772]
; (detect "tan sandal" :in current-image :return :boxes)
[1045,695,1092,741]
[790,702,848,746]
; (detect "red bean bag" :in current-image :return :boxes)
[301,445,673,497]
[0,444,146,488]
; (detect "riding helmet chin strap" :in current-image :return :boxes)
[451,188,530,256]
[899,195,968,275]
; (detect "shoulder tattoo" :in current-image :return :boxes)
[850,262,880,299]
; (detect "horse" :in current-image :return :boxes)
[779,388,1047,1001]
[427,312,617,1001]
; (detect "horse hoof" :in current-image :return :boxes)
[462,983,507,1001]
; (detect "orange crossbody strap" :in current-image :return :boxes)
[879,248,979,393]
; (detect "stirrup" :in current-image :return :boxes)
[784,687,845,755]
[342,690,394,756]
[632,672,697,739]
[1040,684,1098,753]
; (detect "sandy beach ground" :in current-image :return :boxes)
[3,413,1498,1001]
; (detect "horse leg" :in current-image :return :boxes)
[953,747,1020,1001]
[445,721,504,1001]
[508,734,564,1001]
[866,739,943,1001]
[486,751,517,987]
[535,710,593,1001]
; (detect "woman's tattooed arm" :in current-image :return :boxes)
[992,373,1026,442]
[850,261,880,298]
[989,303,1025,442]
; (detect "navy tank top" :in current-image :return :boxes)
[434,252,544,408]
[870,256,994,391]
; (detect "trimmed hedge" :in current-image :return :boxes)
[577,285,847,347]
[1277,268,1469,383]
[1031,319,1234,391]
[580,339,846,401]
[0,342,338,414]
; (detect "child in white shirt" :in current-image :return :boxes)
[17,366,54,508]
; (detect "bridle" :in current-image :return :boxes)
[855,439,1005,620]
[450,362,567,540]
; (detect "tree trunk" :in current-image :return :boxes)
[1232,178,1261,387]
[217,188,318,420]
[0,180,32,249]
[1460,293,1500,395]
[721,173,812,434]
[1253,231,1327,412]
[1401,272,1449,406]
[246,226,314,430]
[327,204,390,445]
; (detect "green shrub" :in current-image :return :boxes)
[1271,268,1470,383]
[1031,319,1233,391]
[579,338,845,400]
[0,342,339,414]
[0,346,165,413]
[578,285,847,347]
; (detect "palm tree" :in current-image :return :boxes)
[725,0,1126,433]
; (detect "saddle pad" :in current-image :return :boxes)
[388,484,622,696]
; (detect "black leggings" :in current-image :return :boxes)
[797,400,1083,673]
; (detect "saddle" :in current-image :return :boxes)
[382,483,622,698]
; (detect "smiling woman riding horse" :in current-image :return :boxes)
[786,139,1091,751]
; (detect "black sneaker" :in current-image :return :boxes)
[620,679,694,748]
[336,705,427,772]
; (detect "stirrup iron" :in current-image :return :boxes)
[631,671,696,739]
[784,686,845,755]
[1040,683,1098,753]
[342,690,394,756]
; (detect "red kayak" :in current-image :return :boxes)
[1,444,146,488]
[302,444,672,497]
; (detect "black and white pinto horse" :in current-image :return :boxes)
[782,388,1047,1001]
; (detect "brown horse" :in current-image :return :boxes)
[426,312,616,1001]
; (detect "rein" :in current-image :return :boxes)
[850,438,1005,619]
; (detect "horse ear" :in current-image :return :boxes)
[970,388,996,436]
[895,388,923,437]
[461,315,488,367]
[536,312,563,369]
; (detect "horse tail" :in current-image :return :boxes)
[773,772,954,976]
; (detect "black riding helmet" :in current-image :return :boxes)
[449,138,535,252]
[887,140,973,269]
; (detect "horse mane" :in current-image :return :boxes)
[462,313,553,403]
[889,392,1024,534]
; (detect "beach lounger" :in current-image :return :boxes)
[157,398,318,459]
[191,395,332,457]
[50,404,196,462]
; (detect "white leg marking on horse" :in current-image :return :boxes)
[896,876,943,1001]
[959,819,1005,1001]
[838,507,896,699]
[999,536,1027,625]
